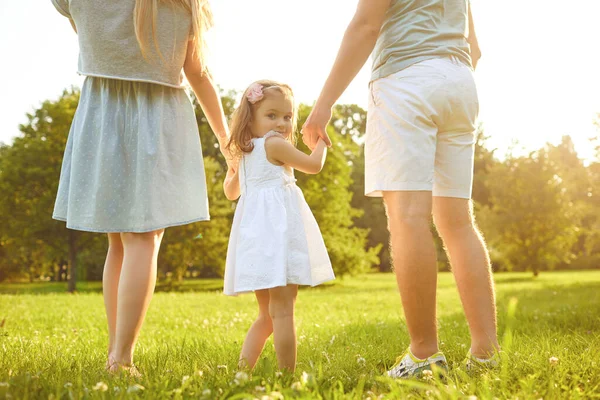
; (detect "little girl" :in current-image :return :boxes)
[223,80,335,372]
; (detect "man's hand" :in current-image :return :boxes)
[301,104,333,150]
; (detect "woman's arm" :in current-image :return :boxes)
[265,137,327,175]
[467,2,481,70]
[223,165,240,201]
[301,0,391,149]
[183,41,231,162]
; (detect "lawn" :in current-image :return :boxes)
[0,271,599,399]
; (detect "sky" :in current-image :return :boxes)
[1,0,599,161]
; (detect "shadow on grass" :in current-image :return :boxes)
[320,278,600,375]
[0,279,224,295]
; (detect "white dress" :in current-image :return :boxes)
[223,132,335,295]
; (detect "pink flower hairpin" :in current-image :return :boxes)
[247,83,264,104]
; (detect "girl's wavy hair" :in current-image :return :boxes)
[134,0,213,72]
[227,80,297,158]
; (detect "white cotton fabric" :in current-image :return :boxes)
[223,132,335,296]
[53,77,209,232]
[365,56,479,199]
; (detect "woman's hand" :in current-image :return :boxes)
[301,103,332,150]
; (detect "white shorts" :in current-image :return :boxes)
[365,56,479,199]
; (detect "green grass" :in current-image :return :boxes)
[1,271,599,399]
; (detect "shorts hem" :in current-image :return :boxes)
[365,182,433,197]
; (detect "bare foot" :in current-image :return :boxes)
[107,359,142,378]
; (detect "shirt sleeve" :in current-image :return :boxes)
[51,0,71,18]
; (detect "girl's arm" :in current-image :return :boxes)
[265,136,327,175]
[223,165,240,201]
[183,41,232,162]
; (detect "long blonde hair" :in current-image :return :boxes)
[134,0,213,70]
[227,80,297,158]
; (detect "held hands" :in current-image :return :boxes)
[301,103,333,150]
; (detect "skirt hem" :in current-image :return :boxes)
[52,215,210,233]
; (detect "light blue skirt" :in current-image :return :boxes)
[53,77,209,233]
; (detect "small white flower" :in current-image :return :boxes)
[181,375,190,385]
[203,319,210,326]
[467,396,478,400]
[255,385,266,392]
[235,371,249,382]
[549,356,559,366]
[64,382,73,388]
[92,382,108,392]
[0,382,9,388]
[291,381,303,391]
[275,371,283,378]
[422,370,433,379]
[202,389,211,396]
[270,391,284,399]
[357,356,366,365]
[217,365,228,372]
[196,370,204,377]
[127,384,145,393]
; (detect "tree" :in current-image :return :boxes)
[0,88,106,290]
[296,104,380,276]
[478,149,580,276]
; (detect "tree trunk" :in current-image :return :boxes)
[68,230,77,293]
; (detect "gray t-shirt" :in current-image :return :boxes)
[371,0,472,82]
[51,0,192,88]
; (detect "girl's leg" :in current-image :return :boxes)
[110,229,165,370]
[269,285,298,372]
[103,233,124,367]
[239,290,273,369]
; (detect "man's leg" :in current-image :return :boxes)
[383,191,439,359]
[433,197,499,357]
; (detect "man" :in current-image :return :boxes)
[302,0,499,377]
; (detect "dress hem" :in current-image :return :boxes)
[223,274,335,296]
[52,215,210,233]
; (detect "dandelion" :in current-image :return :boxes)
[291,381,303,391]
[549,356,559,366]
[93,382,108,392]
[127,384,145,393]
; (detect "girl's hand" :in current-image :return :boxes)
[223,165,240,200]
[302,104,333,150]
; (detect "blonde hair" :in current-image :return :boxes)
[227,80,297,158]
[134,0,213,70]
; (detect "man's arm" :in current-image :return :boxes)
[467,2,481,69]
[301,0,391,149]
